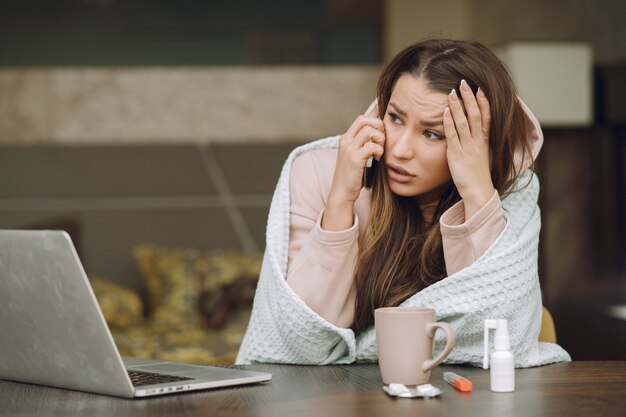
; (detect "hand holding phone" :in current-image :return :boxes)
[322,100,384,231]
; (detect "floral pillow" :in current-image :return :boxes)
[90,275,144,330]
[133,245,262,330]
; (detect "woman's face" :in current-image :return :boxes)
[383,74,452,205]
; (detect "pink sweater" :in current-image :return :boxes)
[286,148,505,327]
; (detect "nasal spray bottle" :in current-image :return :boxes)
[483,319,515,392]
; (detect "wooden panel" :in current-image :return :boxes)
[0,145,215,198]
[210,143,294,194]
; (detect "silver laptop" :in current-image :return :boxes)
[0,229,271,398]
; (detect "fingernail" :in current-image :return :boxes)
[444,107,450,117]
[449,89,458,101]
[460,79,469,91]
[477,87,486,99]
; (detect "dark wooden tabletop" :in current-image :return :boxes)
[2,361,626,417]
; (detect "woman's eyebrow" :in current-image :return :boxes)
[422,119,443,127]
[389,102,442,127]
[389,102,407,117]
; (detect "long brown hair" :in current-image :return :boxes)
[351,39,533,334]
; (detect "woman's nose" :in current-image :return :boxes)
[390,131,415,160]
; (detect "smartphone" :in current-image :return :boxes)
[363,159,377,190]
[362,99,381,190]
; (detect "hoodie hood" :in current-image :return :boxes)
[516,97,543,173]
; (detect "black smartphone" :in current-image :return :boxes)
[363,159,377,190]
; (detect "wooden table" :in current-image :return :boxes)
[1,361,625,416]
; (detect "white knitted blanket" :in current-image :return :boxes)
[236,135,571,367]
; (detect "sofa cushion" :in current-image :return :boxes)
[133,244,262,330]
[90,275,144,329]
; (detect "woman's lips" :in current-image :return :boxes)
[386,163,415,183]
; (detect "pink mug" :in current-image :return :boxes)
[375,307,456,385]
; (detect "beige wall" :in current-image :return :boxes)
[384,0,471,60]
[385,0,625,64]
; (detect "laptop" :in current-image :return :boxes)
[0,229,272,398]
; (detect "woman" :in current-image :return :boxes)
[236,39,570,366]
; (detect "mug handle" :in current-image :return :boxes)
[421,322,456,373]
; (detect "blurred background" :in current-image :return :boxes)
[0,0,624,362]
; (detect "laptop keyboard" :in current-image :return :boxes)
[128,370,195,387]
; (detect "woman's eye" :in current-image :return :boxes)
[425,130,444,140]
[388,112,402,124]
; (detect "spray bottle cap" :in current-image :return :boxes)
[483,319,510,369]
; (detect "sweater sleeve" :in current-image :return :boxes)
[440,190,506,275]
[286,151,358,328]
